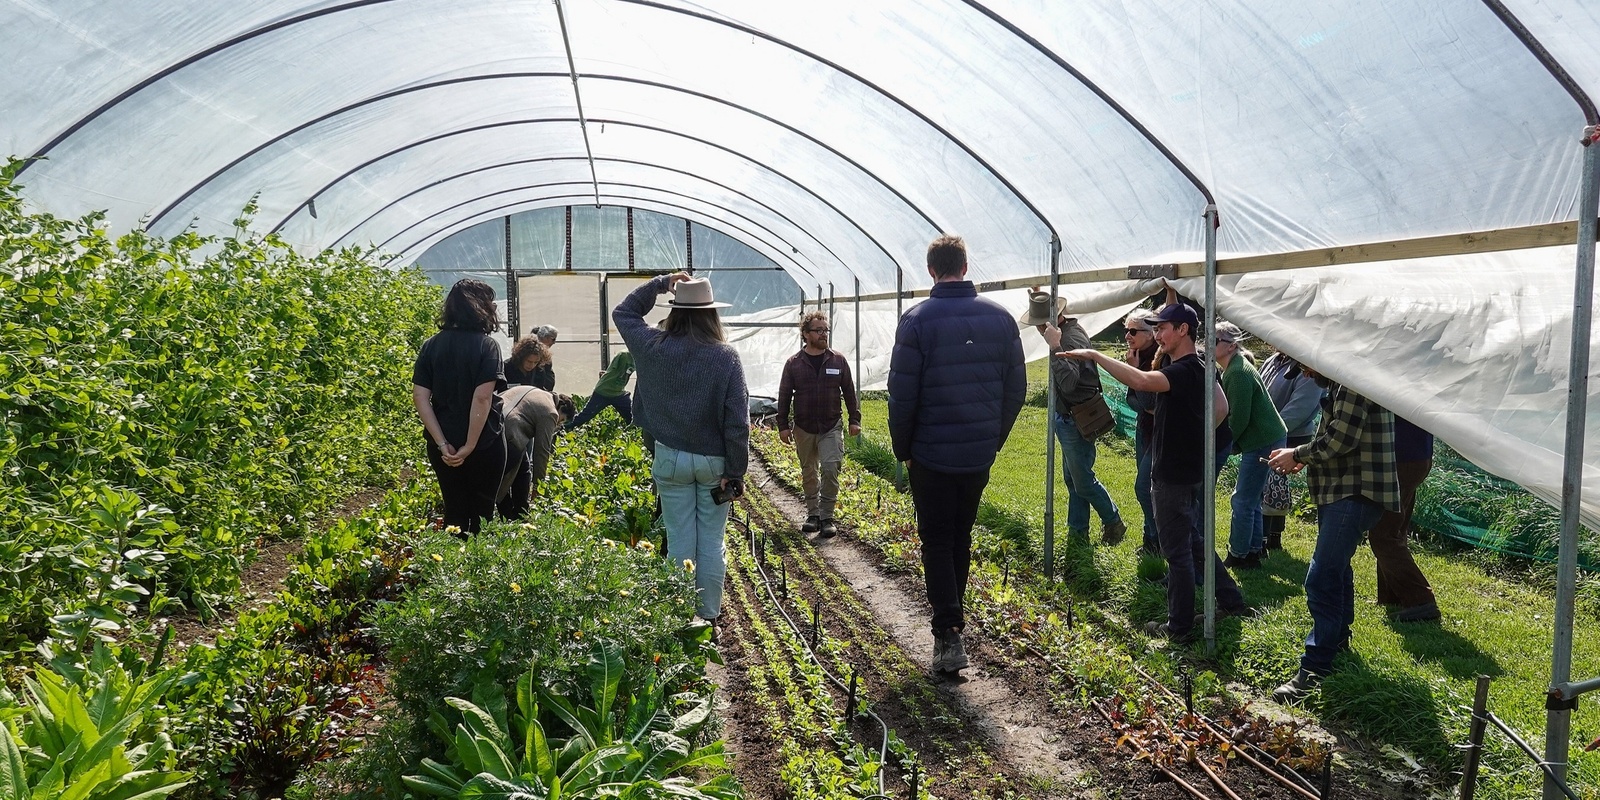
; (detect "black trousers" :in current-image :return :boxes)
[1153,478,1246,637]
[427,432,507,534]
[909,461,990,635]
[497,450,532,521]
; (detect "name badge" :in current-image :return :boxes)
[825,368,841,375]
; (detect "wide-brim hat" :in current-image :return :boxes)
[660,276,730,310]
[1017,291,1069,326]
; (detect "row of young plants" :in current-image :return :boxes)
[727,469,1053,798]
[2,415,742,799]
[0,160,440,664]
[749,429,1337,797]
[315,416,740,800]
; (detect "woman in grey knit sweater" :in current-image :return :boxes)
[613,272,749,624]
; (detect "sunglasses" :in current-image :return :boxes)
[1124,328,1151,336]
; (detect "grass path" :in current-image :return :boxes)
[854,397,1599,797]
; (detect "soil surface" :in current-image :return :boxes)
[732,454,1322,799]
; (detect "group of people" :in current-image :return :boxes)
[414,233,1442,702]
[888,234,1441,702]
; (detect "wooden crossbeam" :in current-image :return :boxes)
[848,220,1588,304]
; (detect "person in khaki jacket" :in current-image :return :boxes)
[776,311,861,539]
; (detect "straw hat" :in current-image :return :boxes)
[1017,291,1069,326]
[660,276,730,309]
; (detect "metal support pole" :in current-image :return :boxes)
[504,215,517,337]
[1045,235,1061,578]
[599,275,610,367]
[816,283,823,314]
[1545,126,1600,800]
[854,276,862,404]
[829,283,836,327]
[894,268,905,487]
[1461,675,1491,800]
[1202,204,1219,650]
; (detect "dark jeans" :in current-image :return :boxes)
[427,432,508,534]
[1302,497,1384,675]
[1370,459,1436,607]
[909,461,989,635]
[1134,425,1157,550]
[566,391,632,430]
[497,450,531,521]
[1152,479,1246,637]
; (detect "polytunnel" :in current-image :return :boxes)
[4,0,1600,793]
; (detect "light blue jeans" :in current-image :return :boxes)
[1051,412,1121,537]
[651,443,730,620]
[1229,437,1285,557]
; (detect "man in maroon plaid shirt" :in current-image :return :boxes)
[776,310,862,538]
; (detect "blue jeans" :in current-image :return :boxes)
[1301,497,1384,675]
[1134,426,1157,550]
[566,391,632,430]
[651,443,730,620]
[1228,438,1285,557]
[1051,412,1121,537]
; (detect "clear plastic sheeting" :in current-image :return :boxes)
[570,205,629,269]
[413,221,505,278]
[633,209,686,271]
[1169,248,1600,536]
[511,208,568,271]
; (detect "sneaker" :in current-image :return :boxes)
[801,516,820,533]
[1222,552,1262,570]
[1101,519,1127,546]
[1143,620,1196,644]
[1271,669,1321,703]
[932,629,968,673]
[819,519,839,539]
[1394,600,1441,623]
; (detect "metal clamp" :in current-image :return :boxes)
[1127,263,1178,280]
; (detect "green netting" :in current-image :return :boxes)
[1095,373,1599,572]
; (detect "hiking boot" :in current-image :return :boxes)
[1394,600,1441,623]
[1271,669,1321,703]
[1264,530,1282,551]
[819,518,839,539]
[932,629,968,673]
[801,515,820,533]
[1143,620,1195,644]
[1101,519,1127,546]
[1222,551,1262,570]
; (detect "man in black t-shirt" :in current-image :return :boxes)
[1060,301,1248,642]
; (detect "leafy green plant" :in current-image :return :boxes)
[0,642,192,800]
[404,641,739,800]
[375,520,705,724]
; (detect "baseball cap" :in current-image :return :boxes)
[1153,302,1199,330]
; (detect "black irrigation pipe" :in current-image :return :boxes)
[727,503,896,800]
[757,436,1324,799]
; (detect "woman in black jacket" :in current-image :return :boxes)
[412,279,507,534]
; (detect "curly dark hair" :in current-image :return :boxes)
[438,279,498,332]
[553,393,577,420]
[509,336,547,369]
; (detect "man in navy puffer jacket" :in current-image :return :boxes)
[889,234,1026,675]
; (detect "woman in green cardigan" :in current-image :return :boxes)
[1214,322,1287,568]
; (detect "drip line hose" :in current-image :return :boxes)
[728,510,896,800]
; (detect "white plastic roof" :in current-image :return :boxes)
[5,0,1600,528]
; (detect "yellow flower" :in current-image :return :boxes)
[640,609,651,618]
[573,630,583,638]
[619,589,632,598]
[637,541,655,552]
[511,582,522,594]
[444,525,461,535]
[682,559,695,572]
[431,553,443,562]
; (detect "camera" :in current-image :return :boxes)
[711,478,744,505]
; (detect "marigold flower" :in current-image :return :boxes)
[511,582,522,594]
[682,559,695,572]
[444,525,461,535]
[637,541,655,552]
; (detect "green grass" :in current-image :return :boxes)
[853,395,1599,797]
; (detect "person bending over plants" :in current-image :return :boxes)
[412,279,508,535]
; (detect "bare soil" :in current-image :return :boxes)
[738,451,1337,799]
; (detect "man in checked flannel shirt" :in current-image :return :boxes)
[1266,365,1400,702]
